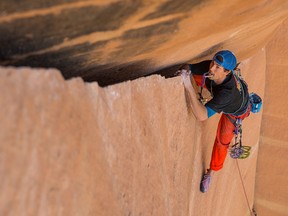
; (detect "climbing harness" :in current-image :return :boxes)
[227,116,252,159]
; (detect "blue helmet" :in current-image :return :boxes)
[213,50,237,71]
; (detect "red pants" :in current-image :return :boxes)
[210,111,250,171]
[193,75,251,171]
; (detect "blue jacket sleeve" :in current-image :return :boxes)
[205,105,217,118]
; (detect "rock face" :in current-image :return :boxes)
[255,18,288,216]
[0,50,264,215]
[0,1,288,216]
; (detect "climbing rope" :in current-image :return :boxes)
[235,159,257,216]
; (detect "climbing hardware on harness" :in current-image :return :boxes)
[229,118,252,159]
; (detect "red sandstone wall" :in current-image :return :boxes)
[255,18,288,216]
[0,49,264,215]
[0,1,287,215]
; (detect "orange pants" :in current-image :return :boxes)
[193,75,251,171]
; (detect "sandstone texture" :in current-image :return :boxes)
[1,50,264,215]
[0,1,288,216]
[254,18,288,216]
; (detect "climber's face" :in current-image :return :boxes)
[207,60,230,84]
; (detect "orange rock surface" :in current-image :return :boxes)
[0,49,265,216]
[0,1,288,216]
[255,18,288,216]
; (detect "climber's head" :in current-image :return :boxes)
[207,50,237,84]
[212,50,237,71]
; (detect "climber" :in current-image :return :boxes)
[178,50,251,193]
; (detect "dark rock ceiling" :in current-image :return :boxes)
[0,0,203,86]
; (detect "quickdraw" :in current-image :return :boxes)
[229,118,252,159]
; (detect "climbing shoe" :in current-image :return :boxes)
[200,172,212,193]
